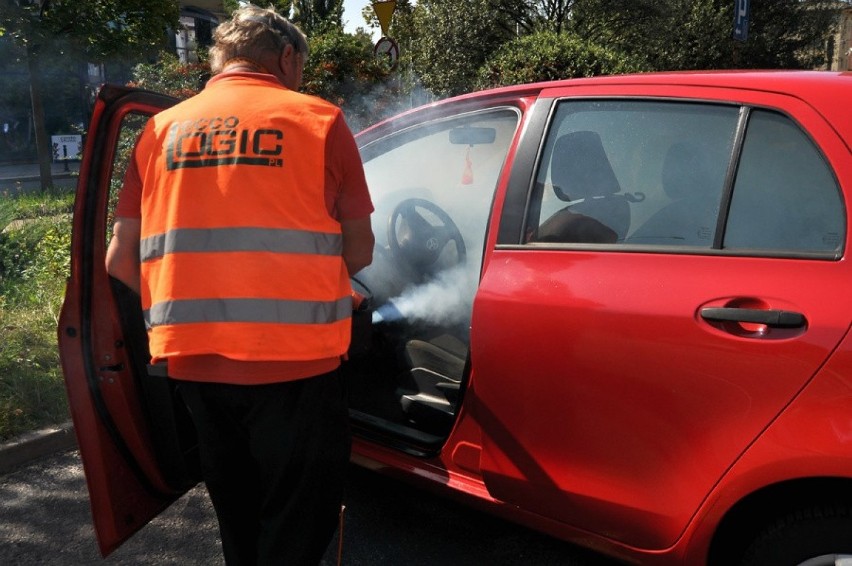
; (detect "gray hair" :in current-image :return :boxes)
[210,5,308,74]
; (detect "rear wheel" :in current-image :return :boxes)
[740,505,852,566]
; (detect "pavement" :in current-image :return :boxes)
[0,160,80,193]
[1,447,615,566]
[0,421,78,476]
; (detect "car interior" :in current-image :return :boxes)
[343,109,520,451]
[531,129,638,244]
[626,139,722,245]
[529,100,739,248]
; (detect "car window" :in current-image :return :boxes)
[356,107,519,334]
[527,100,738,246]
[724,109,845,254]
[526,100,846,257]
[356,107,520,343]
[361,108,519,264]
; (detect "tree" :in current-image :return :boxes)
[572,0,846,71]
[292,0,344,34]
[301,27,403,131]
[573,0,732,70]
[569,0,665,68]
[0,35,88,163]
[223,0,294,16]
[732,0,842,69]
[475,30,639,89]
[0,0,178,190]
[409,0,509,97]
[490,0,575,34]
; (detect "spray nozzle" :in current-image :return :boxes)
[372,301,404,324]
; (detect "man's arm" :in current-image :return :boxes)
[105,218,142,294]
[341,216,374,276]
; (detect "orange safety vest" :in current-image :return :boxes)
[134,74,352,363]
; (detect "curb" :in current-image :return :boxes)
[0,173,78,182]
[0,421,77,476]
[0,173,78,187]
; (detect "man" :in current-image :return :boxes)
[105,6,374,565]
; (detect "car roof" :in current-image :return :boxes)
[363,71,852,144]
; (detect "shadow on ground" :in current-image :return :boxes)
[1,449,621,565]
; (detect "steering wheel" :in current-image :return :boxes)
[388,198,466,271]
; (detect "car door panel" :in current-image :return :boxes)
[58,86,194,556]
[471,252,849,549]
[472,86,850,550]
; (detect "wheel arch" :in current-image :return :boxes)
[707,476,852,565]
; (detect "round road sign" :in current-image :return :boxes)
[373,37,400,70]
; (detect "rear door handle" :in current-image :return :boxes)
[700,307,806,329]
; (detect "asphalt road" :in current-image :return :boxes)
[0,449,624,566]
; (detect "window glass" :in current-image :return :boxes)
[724,110,845,254]
[361,108,519,273]
[357,108,519,330]
[527,100,738,247]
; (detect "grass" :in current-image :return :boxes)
[0,187,75,442]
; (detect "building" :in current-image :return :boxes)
[0,2,228,164]
[828,6,852,70]
[173,2,227,63]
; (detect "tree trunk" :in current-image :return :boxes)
[26,44,53,192]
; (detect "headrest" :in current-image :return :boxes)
[550,131,621,201]
[661,141,714,200]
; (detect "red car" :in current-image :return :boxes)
[59,71,852,565]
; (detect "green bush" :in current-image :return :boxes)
[475,31,641,90]
[128,52,210,99]
[302,28,404,132]
[127,40,406,135]
[0,193,73,441]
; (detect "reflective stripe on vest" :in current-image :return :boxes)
[140,226,342,262]
[144,296,352,329]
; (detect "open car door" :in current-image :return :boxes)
[57,85,200,556]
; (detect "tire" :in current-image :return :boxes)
[740,504,852,566]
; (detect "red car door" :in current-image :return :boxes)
[57,85,198,556]
[471,85,851,550]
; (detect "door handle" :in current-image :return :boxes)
[700,307,806,329]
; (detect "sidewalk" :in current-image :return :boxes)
[0,421,77,475]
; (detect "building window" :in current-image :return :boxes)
[175,8,219,63]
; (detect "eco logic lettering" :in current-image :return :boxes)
[165,116,284,170]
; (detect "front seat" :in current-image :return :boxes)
[398,334,468,435]
[544,130,632,240]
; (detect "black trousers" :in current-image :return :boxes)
[176,370,351,566]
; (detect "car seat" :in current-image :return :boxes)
[547,130,632,240]
[629,141,720,246]
[398,334,468,435]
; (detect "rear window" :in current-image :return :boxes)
[724,109,845,253]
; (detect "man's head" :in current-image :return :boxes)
[210,5,308,90]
